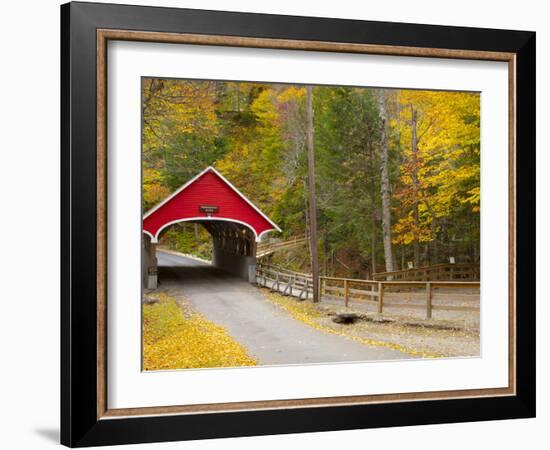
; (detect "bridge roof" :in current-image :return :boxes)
[143,166,281,243]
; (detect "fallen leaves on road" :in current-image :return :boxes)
[264,290,446,358]
[143,293,257,370]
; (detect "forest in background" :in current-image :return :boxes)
[142,78,480,278]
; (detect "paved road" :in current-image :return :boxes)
[157,250,411,365]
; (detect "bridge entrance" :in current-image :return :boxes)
[142,166,280,289]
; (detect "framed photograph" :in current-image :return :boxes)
[61,1,535,447]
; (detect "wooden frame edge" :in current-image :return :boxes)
[96,28,517,420]
[508,55,517,395]
[98,28,515,61]
[97,28,108,419]
[100,387,515,419]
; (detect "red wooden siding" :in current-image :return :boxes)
[143,168,278,242]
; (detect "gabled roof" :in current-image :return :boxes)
[143,166,281,243]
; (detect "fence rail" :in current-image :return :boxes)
[373,263,480,282]
[256,236,308,258]
[321,276,480,319]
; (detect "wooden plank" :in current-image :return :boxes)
[426,282,432,319]
[373,263,479,282]
[382,281,479,287]
[432,294,480,302]
[324,286,378,297]
[282,276,293,295]
[344,279,349,307]
[377,282,384,314]
[383,294,426,301]
[321,276,378,286]
[432,305,480,312]
[349,288,378,297]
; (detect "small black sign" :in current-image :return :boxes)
[199,205,219,214]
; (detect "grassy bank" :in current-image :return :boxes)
[143,293,256,370]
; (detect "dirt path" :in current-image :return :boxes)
[157,251,413,365]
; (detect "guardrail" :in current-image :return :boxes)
[373,263,479,281]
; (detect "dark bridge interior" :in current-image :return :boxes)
[143,219,259,289]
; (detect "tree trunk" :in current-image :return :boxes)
[302,177,310,243]
[410,104,420,268]
[306,86,320,302]
[368,140,377,277]
[370,186,377,276]
[323,236,329,276]
[377,90,395,272]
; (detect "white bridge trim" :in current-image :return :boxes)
[144,216,275,243]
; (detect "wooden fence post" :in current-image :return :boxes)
[425,282,433,319]
[271,272,279,292]
[377,282,384,314]
[344,279,349,308]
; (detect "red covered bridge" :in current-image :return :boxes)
[142,166,280,288]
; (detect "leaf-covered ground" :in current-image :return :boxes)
[264,290,479,359]
[143,293,256,370]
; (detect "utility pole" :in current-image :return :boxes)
[306,85,320,302]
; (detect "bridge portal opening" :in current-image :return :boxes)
[142,167,280,289]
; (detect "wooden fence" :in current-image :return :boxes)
[373,263,480,282]
[256,263,313,299]
[256,236,308,258]
[256,263,480,320]
[320,276,480,319]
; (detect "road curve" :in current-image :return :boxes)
[157,250,411,366]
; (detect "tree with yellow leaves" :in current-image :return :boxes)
[391,90,480,266]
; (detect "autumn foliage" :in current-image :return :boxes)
[143,294,256,370]
[142,79,480,276]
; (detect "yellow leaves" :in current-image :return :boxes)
[251,89,279,124]
[396,90,480,161]
[392,211,435,245]
[143,183,171,211]
[142,78,219,154]
[142,294,256,371]
[142,168,171,210]
[277,86,306,103]
[391,89,480,245]
[461,186,480,206]
[264,291,442,358]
